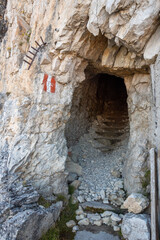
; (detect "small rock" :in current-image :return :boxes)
[87,213,101,221]
[111,213,121,222]
[78,218,90,226]
[111,168,121,178]
[70,180,81,189]
[121,193,149,214]
[94,219,102,226]
[66,160,82,176]
[114,226,120,231]
[86,197,92,202]
[67,173,78,183]
[77,196,84,203]
[103,198,109,204]
[102,217,110,225]
[114,180,123,189]
[76,213,86,220]
[101,211,112,217]
[76,207,83,215]
[72,225,79,232]
[100,190,105,200]
[66,220,76,228]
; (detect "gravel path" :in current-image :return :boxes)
[70,118,129,203]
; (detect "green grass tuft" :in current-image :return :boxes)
[56,194,67,204]
[85,206,104,213]
[68,185,75,195]
[38,196,52,208]
[41,198,78,240]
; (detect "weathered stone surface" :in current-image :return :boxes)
[81,201,115,211]
[121,213,150,240]
[144,25,160,64]
[0,170,63,240]
[87,0,160,53]
[0,0,157,201]
[0,0,159,237]
[75,230,120,240]
[121,193,149,213]
[0,0,7,42]
[0,202,62,240]
[124,74,152,193]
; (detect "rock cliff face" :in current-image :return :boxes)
[0,0,7,41]
[0,1,160,237]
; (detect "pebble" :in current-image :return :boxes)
[101,211,112,217]
[111,213,121,222]
[76,207,83,215]
[71,180,81,189]
[72,225,79,232]
[102,217,110,225]
[77,196,84,203]
[103,198,109,204]
[66,220,76,228]
[76,214,85,221]
[100,190,105,200]
[94,220,102,226]
[87,213,101,221]
[113,226,120,231]
[78,218,89,226]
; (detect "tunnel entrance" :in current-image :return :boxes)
[65,73,129,205]
[65,73,129,149]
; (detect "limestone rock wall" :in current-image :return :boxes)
[0,0,159,197]
[0,0,7,42]
[124,74,152,194]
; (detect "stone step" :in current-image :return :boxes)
[75,230,120,240]
[95,124,129,129]
[95,131,126,138]
[81,201,116,212]
[94,138,121,146]
[96,146,123,153]
[101,120,128,124]
[97,129,129,134]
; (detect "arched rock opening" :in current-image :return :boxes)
[65,73,129,149]
[65,71,130,204]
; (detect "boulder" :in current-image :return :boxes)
[121,193,149,213]
[121,213,150,240]
[0,202,63,240]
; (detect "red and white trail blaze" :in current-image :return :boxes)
[43,74,56,93]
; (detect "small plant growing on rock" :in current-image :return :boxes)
[25,29,31,43]
[141,169,150,198]
[38,196,52,208]
[41,186,78,240]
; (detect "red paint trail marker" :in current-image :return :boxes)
[43,74,56,93]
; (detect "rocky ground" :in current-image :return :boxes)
[66,112,129,239]
[70,115,129,206]
[66,112,150,240]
